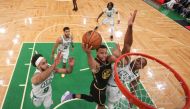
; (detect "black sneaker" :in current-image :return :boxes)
[75,7,78,11]
[110,35,113,40]
[94,26,98,31]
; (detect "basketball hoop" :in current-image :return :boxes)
[114,52,190,109]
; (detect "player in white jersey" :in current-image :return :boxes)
[30,52,74,109]
[51,27,74,77]
[107,49,147,109]
[97,2,120,40]
[106,10,147,109]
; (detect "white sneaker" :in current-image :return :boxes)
[61,91,73,103]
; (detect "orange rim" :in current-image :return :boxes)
[114,52,190,109]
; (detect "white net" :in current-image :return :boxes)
[111,53,190,109]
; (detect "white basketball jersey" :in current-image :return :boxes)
[58,35,72,52]
[103,8,117,18]
[108,63,139,85]
[31,68,54,97]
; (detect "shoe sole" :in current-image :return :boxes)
[61,91,70,102]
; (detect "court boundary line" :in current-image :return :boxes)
[53,99,108,109]
[53,99,80,109]
[0,43,24,109]
[19,42,36,109]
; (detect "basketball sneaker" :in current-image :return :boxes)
[61,91,73,102]
[110,35,113,40]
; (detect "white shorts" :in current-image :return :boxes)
[106,84,122,103]
[102,17,114,26]
[61,51,69,63]
[56,50,69,63]
[30,91,53,109]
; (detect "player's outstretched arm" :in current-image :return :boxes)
[54,57,74,74]
[122,10,137,54]
[96,12,104,23]
[32,52,62,85]
[82,43,99,74]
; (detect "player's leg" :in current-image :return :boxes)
[62,50,69,67]
[61,83,96,102]
[106,85,114,109]
[106,85,121,109]
[91,85,106,109]
[72,0,78,11]
[101,17,114,40]
[96,17,108,31]
[106,86,115,109]
[102,17,110,25]
[30,91,43,107]
[43,93,53,109]
[62,51,68,68]
[62,93,108,109]
[109,18,115,40]
[129,80,138,108]
[100,17,114,40]
[61,91,94,102]
[61,51,69,77]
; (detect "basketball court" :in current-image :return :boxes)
[0,0,190,109]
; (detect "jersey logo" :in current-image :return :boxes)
[102,69,111,79]
[41,79,52,88]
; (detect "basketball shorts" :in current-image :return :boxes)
[90,83,106,106]
[30,91,53,109]
[106,83,122,103]
[102,17,114,26]
[56,49,69,63]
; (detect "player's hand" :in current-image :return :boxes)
[53,52,62,67]
[68,57,75,67]
[128,10,137,26]
[54,68,59,73]
[118,20,120,24]
[82,43,92,54]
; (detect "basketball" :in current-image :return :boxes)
[82,30,102,49]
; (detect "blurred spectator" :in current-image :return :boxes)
[163,0,190,20]
[163,0,180,10]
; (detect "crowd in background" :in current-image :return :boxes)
[163,0,190,20]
